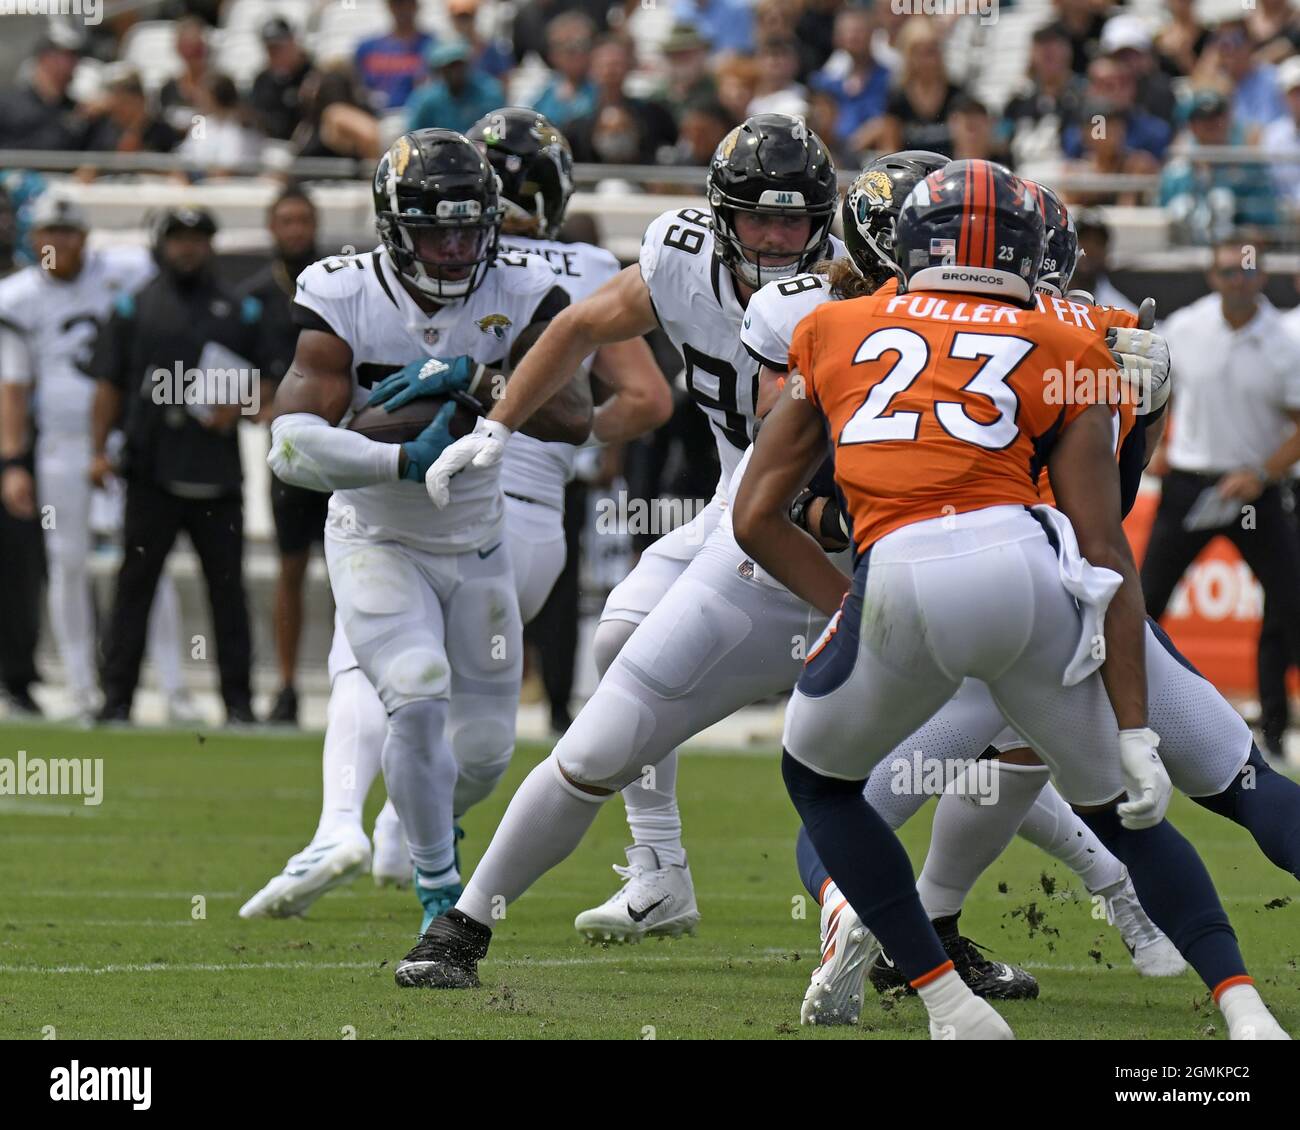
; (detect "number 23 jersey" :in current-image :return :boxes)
[638,207,842,493]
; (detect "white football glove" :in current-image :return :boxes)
[1116,727,1172,830]
[1106,298,1171,416]
[424,417,511,509]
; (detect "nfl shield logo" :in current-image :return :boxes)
[424,327,441,346]
[930,238,956,261]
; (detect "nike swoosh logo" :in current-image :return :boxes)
[627,897,667,923]
[995,966,1015,982]
[477,543,501,559]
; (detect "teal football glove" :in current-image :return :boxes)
[369,356,479,412]
[400,401,458,482]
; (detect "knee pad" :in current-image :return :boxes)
[553,682,658,791]
[382,698,455,780]
[449,714,515,813]
[376,645,450,711]
[593,617,638,679]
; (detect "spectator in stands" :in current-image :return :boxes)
[1054,0,1108,75]
[1248,0,1300,65]
[1062,56,1172,162]
[748,39,809,119]
[661,98,732,167]
[567,36,677,163]
[868,18,965,158]
[84,71,181,156]
[160,17,213,136]
[0,187,43,718]
[753,0,816,79]
[674,0,755,57]
[1155,0,1209,78]
[1067,103,1161,206]
[655,22,716,108]
[1263,55,1300,205]
[90,207,259,726]
[406,39,504,135]
[948,95,1000,162]
[1194,19,1286,140]
[513,0,612,66]
[795,0,840,76]
[238,188,323,727]
[809,5,891,151]
[807,88,849,166]
[177,73,264,176]
[448,0,514,79]
[1100,14,1177,125]
[533,11,598,128]
[1069,208,1136,311]
[292,65,382,162]
[354,0,434,113]
[714,54,761,128]
[1141,236,1300,762]
[1160,90,1279,241]
[251,18,315,142]
[0,28,92,152]
[999,22,1086,168]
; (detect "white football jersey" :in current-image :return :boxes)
[496,234,619,511]
[293,244,567,552]
[639,207,842,493]
[0,245,156,438]
[740,271,834,372]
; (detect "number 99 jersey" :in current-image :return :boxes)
[639,206,842,493]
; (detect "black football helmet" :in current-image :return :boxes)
[895,160,1044,303]
[1031,182,1078,296]
[842,150,949,288]
[466,107,574,240]
[706,114,837,290]
[373,128,504,300]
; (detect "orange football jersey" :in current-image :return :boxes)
[789,287,1120,552]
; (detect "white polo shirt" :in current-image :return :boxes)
[1162,294,1300,474]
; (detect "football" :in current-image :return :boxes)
[345,389,484,445]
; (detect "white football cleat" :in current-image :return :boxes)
[1101,870,1187,977]
[801,885,879,1026]
[165,690,204,726]
[573,845,700,943]
[371,800,411,888]
[238,829,371,919]
[929,994,1016,1041]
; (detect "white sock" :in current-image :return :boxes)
[862,749,930,830]
[458,753,606,926]
[1016,780,1126,894]
[915,967,976,1025]
[146,573,185,696]
[314,668,386,842]
[621,746,687,867]
[917,760,1051,919]
[382,698,459,880]
[48,557,96,696]
[1217,983,1270,1036]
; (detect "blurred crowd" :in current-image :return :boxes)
[4,1,1300,242]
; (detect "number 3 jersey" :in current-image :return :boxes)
[638,207,842,495]
[0,246,156,440]
[292,245,567,552]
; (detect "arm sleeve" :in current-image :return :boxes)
[268,411,401,491]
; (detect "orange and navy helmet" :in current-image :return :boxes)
[1032,182,1078,296]
[894,159,1044,303]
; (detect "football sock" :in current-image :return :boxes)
[917,759,1049,919]
[783,751,947,980]
[381,698,458,879]
[862,747,933,830]
[457,753,605,927]
[1193,746,1300,879]
[48,555,96,697]
[795,824,832,902]
[622,746,687,867]
[314,668,386,841]
[1079,808,1246,990]
[1017,778,1127,893]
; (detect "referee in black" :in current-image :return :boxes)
[239,186,325,726]
[89,207,260,725]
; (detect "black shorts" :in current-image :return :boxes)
[271,476,329,555]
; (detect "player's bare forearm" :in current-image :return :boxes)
[489,266,657,432]
[1048,404,1148,731]
[0,383,30,459]
[90,381,123,458]
[733,380,848,617]
[589,336,672,444]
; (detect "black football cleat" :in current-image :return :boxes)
[867,913,1039,1001]
[266,686,299,726]
[394,909,491,989]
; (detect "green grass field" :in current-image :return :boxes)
[0,722,1295,1040]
